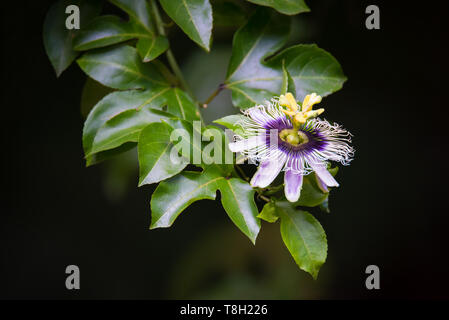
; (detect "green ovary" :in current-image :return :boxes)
[279,129,309,146]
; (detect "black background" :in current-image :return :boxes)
[2,0,449,299]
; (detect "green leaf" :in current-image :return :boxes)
[150,168,260,243]
[281,61,288,95]
[213,114,245,133]
[165,119,233,176]
[84,86,202,161]
[159,0,213,51]
[294,167,338,207]
[277,202,327,279]
[225,8,346,107]
[77,45,168,90]
[90,108,175,155]
[257,201,279,223]
[286,63,297,97]
[138,122,187,186]
[225,8,290,108]
[43,0,102,76]
[295,174,328,207]
[86,142,137,167]
[164,88,201,121]
[136,35,169,62]
[150,168,221,229]
[268,44,347,102]
[80,77,114,118]
[83,87,171,159]
[281,59,296,96]
[247,0,310,15]
[109,0,154,34]
[73,15,150,50]
[218,178,261,244]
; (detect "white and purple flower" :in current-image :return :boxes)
[229,92,354,202]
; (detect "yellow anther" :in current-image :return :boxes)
[280,92,324,128]
[304,108,325,119]
[281,109,296,117]
[302,93,322,112]
[279,92,298,112]
[294,113,307,125]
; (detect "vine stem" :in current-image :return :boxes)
[201,84,225,108]
[150,0,195,100]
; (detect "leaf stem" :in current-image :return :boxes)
[258,194,271,202]
[150,0,195,100]
[201,83,225,108]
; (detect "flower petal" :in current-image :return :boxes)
[310,163,339,187]
[284,170,303,202]
[229,135,265,153]
[315,174,329,193]
[250,155,286,188]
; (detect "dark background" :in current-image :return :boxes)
[2,0,449,299]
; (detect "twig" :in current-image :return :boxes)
[201,84,225,108]
[258,194,271,202]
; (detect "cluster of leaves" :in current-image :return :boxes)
[44,0,346,279]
